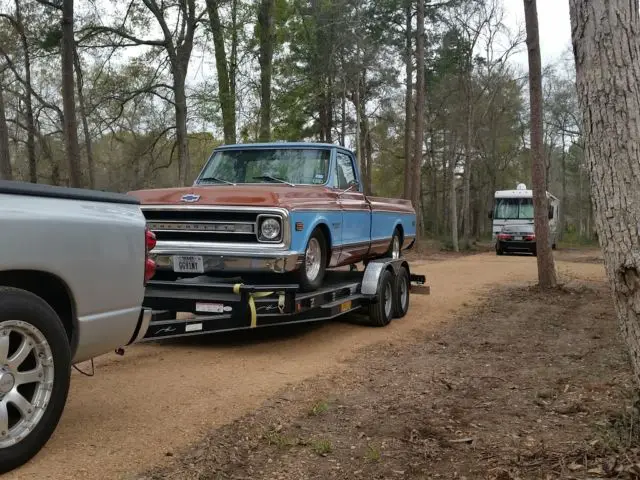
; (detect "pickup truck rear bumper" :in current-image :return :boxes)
[127,307,153,345]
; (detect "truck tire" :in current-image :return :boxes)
[385,228,402,259]
[297,229,327,292]
[393,266,410,319]
[0,287,71,474]
[367,269,394,327]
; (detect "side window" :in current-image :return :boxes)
[335,152,356,189]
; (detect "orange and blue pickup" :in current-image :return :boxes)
[128,142,417,292]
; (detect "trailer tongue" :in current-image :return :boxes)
[140,258,429,342]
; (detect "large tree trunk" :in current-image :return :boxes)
[174,72,191,186]
[15,0,36,183]
[411,0,425,237]
[403,0,413,200]
[61,0,83,188]
[569,0,640,383]
[73,44,95,189]
[559,129,567,240]
[462,72,473,249]
[0,81,12,180]
[206,0,236,144]
[257,0,274,141]
[524,0,556,288]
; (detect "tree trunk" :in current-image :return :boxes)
[403,0,413,200]
[206,0,236,144]
[61,0,83,188]
[0,81,12,180]
[15,0,36,183]
[567,6,640,364]
[258,0,274,141]
[73,44,95,189]
[462,72,473,249]
[559,129,567,240]
[524,0,556,288]
[174,72,191,186]
[449,153,459,252]
[411,0,425,237]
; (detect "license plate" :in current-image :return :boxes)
[514,236,522,241]
[340,300,352,313]
[196,302,224,313]
[172,255,204,273]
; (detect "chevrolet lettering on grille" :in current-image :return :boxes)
[147,222,254,233]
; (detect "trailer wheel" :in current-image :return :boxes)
[367,269,394,327]
[0,287,71,474]
[393,266,410,318]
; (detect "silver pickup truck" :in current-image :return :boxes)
[0,180,154,473]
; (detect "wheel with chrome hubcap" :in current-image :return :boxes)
[0,287,71,474]
[297,229,327,292]
[393,266,410,319]
[385,229,402,259]
[367,269,395,327]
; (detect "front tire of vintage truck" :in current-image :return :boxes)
[297,229,327,292]
[0,287,71,474]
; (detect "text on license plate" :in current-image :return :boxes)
[173,255,204,273]
[340,300,352,313]
[513,236,522,241]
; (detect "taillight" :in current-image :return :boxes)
[144,227,156,284]
[524,234,536,241]
[497,233,512,241]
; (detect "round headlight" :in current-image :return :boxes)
[260,218,281,240]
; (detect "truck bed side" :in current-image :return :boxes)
[0,183,147,363]
[367,195,417,247]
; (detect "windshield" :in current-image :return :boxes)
[196,148,331,185]
[493,197,534,220]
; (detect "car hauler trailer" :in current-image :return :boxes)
[139,258,428,341]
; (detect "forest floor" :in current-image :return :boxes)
[8,247,637,480]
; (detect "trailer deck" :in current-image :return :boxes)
[140,258,429,342]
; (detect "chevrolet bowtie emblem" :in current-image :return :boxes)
[180,193,200,203]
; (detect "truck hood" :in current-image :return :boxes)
[127,185,338,210]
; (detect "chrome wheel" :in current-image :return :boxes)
[305,237,322,282]
[0,320,55,449]
[391,235,401,259]
[384,282,393,319]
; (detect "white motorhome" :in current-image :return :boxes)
[489,183,560,249]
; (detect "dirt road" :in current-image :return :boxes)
[5,251,606,480]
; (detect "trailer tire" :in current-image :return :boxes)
[0,287,71,474]
[393,266,410,318]
[367,269,394,327]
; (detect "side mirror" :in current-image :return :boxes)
[488,211,493,219]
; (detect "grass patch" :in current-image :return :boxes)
[364,444,381,463]
[263,429,299,449]
[309,400,330,416]
[311,439,333,456]
[595,392,640,452]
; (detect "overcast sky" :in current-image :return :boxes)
[502,0,573,69]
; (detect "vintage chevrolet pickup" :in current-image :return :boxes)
[129,142,416,291]
[0,180,155,473]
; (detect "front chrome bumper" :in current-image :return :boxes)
[151,242,303,274]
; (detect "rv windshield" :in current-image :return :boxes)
[494,197,534,220]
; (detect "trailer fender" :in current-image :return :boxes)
[361,258,411,296]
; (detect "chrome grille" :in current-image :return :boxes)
[141,208,281,244]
